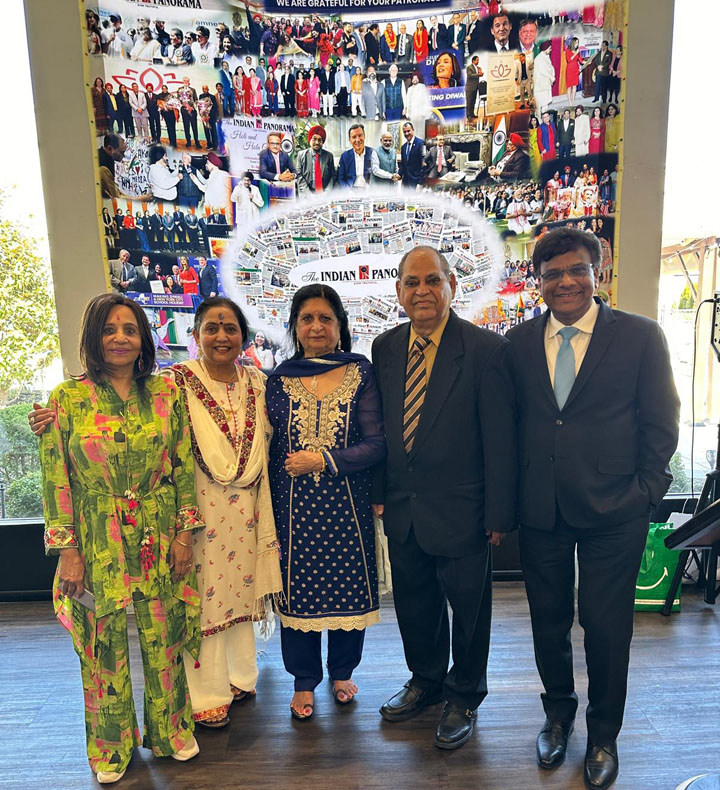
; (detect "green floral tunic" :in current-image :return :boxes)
[40,373,203,654]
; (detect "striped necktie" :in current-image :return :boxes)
[403,336,431,453]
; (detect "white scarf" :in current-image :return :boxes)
[182,358,268,486]
[176,359,282,609]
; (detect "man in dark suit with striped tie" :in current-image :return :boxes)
[371,246,517,750]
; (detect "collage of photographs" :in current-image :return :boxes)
[88,0,626,358]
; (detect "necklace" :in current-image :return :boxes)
[224,381,241,449]
[198,357,240,384]
[199,359,244,451]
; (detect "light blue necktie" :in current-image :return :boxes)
[554,326,579,410]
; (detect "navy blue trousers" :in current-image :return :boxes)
[280,625,365,692]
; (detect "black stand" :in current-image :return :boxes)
[662,422,720,615]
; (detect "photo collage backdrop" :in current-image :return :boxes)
[87,0,627,366]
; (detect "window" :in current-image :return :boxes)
[660,0,719,496]
[0,1,61,519]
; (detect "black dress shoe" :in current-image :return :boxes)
[584,742,618,789]
[434,703,476,750]
[536,718,575,769]
[379,682,443,722]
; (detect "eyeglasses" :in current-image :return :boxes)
[539,263,592,282]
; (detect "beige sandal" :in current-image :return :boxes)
[230,685,256,703]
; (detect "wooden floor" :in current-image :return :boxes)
[1,583,718,790]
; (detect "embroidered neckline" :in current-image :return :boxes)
[298,363,351,400]
[174,363,258,483]
[281,364,360,483]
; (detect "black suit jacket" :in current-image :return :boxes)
[364,31,380,64]
[506,298,680,530]
[131,265,154,293]
[280,73,295,95]
[199,264,219,298]
[497,148,530,180]
[149,213,163,232]
[318,70,335,94]
[556,118,575,146]
[467,20,483,54]
[428,24,448,53]
[371,309,517,556]
[399,137,425,187]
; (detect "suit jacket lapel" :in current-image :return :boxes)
[563,298,616,409]
[532,311,556,407]
[346,151,356,180]
[410,311,463,457]
[382,324,410,453]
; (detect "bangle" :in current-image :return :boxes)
[174,536,192,547]
[318,452,327,473]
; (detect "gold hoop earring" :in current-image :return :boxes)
[296,338,301,353]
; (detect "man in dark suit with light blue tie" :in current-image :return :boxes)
[506,228,680,789]
[372,246,517,751]
[399,122,425,189]
[259,131,295,183]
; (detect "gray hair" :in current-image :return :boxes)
[397,245,452,280]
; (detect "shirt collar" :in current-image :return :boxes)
[409,310,450,349]
[547,298,599,339]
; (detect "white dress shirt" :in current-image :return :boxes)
[148,163,180,200]
[191,40,218,65]
[544,299,599,383]
[108,29,131,58]
[352,149,393,189]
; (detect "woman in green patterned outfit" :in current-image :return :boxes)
[38,294,204,784]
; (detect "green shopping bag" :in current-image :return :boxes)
[634,522,682,612]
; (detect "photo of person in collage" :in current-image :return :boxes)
[91,0,626,351]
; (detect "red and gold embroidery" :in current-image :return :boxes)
[200,612,257,638]
[173,364,258,484]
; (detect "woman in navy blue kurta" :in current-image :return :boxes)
[266,284,386,719]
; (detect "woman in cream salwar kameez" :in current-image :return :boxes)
[173,297,282,728]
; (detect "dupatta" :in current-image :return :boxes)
[173,359,282,608]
